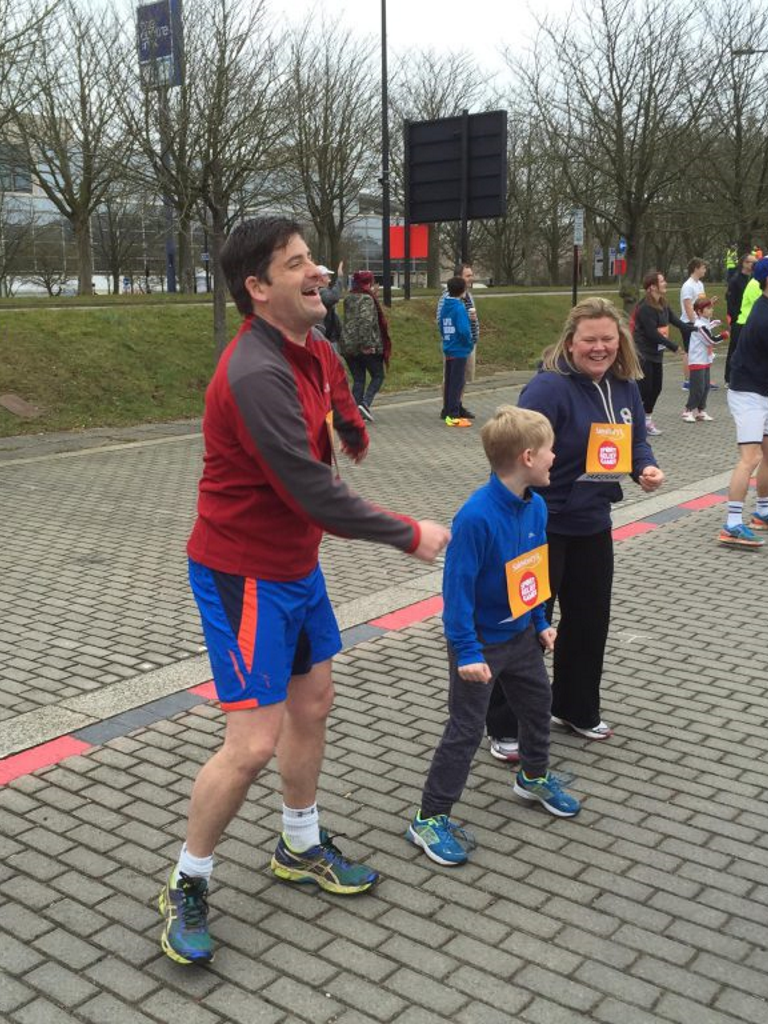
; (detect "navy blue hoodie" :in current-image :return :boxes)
[518,368,657,535]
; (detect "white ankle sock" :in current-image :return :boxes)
[727,502,744,529]
[174,843,214,884]
[282,803,320,852]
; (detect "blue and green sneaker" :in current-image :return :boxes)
[158,871,213,965]
[513,770,581,818]
[406,811,476,865]
[270,829,379,894]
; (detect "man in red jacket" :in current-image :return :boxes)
[158,216,450,965]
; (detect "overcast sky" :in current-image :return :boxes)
[273,0,556,77]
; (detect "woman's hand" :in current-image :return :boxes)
[639,466,664,492]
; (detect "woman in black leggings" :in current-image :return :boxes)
[632,270,689,436]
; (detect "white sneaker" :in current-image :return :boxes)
[681,410,696,423]
[645,418,662,436]
[489,737,520,762]
[551,717,613,741]
[696,411,713,421]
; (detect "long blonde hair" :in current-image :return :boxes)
[542,297,642,381]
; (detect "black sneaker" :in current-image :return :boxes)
[459,406,476,419]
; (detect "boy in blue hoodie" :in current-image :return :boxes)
[440,276,474,427]
[407,406,581,867]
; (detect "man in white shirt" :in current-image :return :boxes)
[680,258,707,389]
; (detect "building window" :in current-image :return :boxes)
[0,144,32,194]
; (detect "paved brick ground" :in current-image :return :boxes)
[2,360,768,1023]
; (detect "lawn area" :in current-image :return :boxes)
[0,291,617,436]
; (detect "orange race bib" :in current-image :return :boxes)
[582,422,632,480]
[505,544,551,619]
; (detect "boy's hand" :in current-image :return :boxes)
[538,627,557,652]
[458,662,492,683]
[412,521,451,561]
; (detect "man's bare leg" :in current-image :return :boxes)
[276,658,334,808]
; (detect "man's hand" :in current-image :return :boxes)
[341,440,368,464]
[538,626,557,652]
[639,466,664,492]
[412,520,451,561]
[458,662,492,683]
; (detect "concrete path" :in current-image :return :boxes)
[1,362,766,1024]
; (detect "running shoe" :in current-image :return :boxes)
[406,812,476,865]
[709,383,720,390]
[718,523,765,548]
[513,770,581,818]
[681,410,696,422]
[645,418,662,436]
[489,737,521,762]
[681,381,690,390]
[445,416,472,428]
[270,829,379,894]
[696,411,713,421]
[459,406,476,420]
[158,871,213,965]
[750,513,768,531]
[551,716,614,741]
[358,403,374,423]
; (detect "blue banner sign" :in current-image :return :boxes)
[137,1,182,88]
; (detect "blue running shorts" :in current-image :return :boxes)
[188,559,342,711]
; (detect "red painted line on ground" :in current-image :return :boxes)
[370,595,444,630]
[679,494,726,511]
[189,681,217,700]
[612,522,658,542]
[0,736,91,786]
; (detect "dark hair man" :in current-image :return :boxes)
[159,216,450,964]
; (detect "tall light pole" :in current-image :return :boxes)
[380,0,392,307]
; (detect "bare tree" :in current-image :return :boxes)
[117,0,287,352]
[527,0,708,306]
[282,21,379,268]
[7,1,130,294]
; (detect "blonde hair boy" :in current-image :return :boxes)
[481,405,554,475]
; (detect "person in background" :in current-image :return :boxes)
[632,269,688,436]
[317,261,344,351]
[340,270,391,423]
[440,275,475,428]
[682,294,727,422]
[680,258,707,390]
[437,263,478,419]
[726,252,757,386]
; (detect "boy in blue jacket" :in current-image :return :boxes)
[407,406,581,867]
[440,275,474,427]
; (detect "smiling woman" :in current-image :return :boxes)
[485,297,664,752]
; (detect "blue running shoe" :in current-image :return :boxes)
[158,871,213,965]
[406,812,476,865]
[271,829,379,894]
[750,513,768,531]
[513,771,581,818]
[718,523,765,548]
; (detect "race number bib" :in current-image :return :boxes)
[580,422,632,481]
[505,544,551,619]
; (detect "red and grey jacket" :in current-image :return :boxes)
[187,316,420,580]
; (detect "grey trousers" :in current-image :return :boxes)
[420,625,552,818]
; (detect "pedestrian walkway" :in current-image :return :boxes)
[1,363,767,1024]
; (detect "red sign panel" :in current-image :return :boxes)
[389,225,429,259]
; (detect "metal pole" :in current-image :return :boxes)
[159,85,177,294]
[380,0,391,307]
[572,245,578,307]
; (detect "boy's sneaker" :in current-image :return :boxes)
[750,513,768,531]
[459,405,476,419]
[406,812,476,866]
[696,411,713,421]
[489,737,520,762]
[681,410,696,422]
[645,418,662,436]
[551,716,613,741]
[681,381,690,390]
[358,403,374,423]
[718,523,765,548]
[270,829,378,894]
[158,871,213,965]
[445,416,472,428]
[513,771,581,818]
